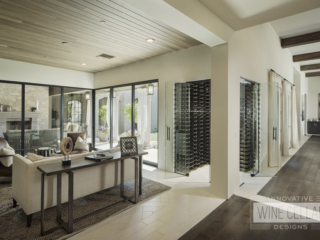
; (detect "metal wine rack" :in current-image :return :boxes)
[240,83,260,173]
[174,80,210,175]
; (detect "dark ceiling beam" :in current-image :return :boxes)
[281,31,320,48]
[306,72,320,77]
[293,51,320,62]
[301,63,320,71]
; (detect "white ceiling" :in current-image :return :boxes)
[271,8,320,73]
[271,8,320,38]
[199,0,320,31]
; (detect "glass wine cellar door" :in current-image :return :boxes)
[165,80,211,179]
[165,82,190,178]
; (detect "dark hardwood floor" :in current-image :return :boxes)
[179,136,320,240]
[258,136,320,203]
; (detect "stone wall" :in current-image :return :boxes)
[0,83,49,130]
[25,85,49,130]
[0,83,22,111]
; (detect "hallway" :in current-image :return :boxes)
[259,136,320,203]
[179,136,320,240]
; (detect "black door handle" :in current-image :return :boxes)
[273,127,275,140]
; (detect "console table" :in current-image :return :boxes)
[37,151,147,236]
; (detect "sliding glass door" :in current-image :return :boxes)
[94,80,158,166]
[63,88,92,143]
[95,88,111,150]
[113,86,132,148]
[135,83,158,165]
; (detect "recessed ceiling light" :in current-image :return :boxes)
[82,63,87,66]
[100,20,106,24]
[146,38,155,43]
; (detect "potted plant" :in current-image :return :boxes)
[97,105,109,142]
[122,101,138,129]
[97,125,109,142]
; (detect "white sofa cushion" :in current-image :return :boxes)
[74,136,88,151]
[63,123,70,131]
[0,143,15,167]
[12,145,143,215]
[27,153,46,162]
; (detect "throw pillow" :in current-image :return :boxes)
[63,123,70,132]
[27,153,46,162]
[72,124,80,132]
[0,143,15,167]
[74,136,88,151]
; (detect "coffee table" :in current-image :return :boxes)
[38,147,56,157]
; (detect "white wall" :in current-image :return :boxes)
[95,44,211,169]
[95,22,310,199]
[307,77,320,119]
[0,58,94,88]
[228,23,307,189]
[294,66,308,140]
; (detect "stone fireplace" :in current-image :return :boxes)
[0,112,40,137]
[6,120,32,130]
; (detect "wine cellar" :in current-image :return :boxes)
[174,80,211,176]
[240,81,260,175]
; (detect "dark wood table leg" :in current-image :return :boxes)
[139,156,142,195]
[41,173,45,236]
[57,173,61,221]
[67,172,74,233]
[134,157,138,203]
[120,160,124,196]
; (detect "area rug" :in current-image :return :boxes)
[0,177,12,190]
[0,178,170,240]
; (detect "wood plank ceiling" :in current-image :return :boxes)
[0,0,202,73]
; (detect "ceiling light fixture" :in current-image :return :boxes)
[100,20,106,24]
[82,63,87,66]
[146,38,155,43]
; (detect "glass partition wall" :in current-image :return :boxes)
[63,88,92,143]
[0,82,22,150]
[24,85,61,151]
[0,79,158,166]
[0,80,92,156]
[94,80,159,166]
